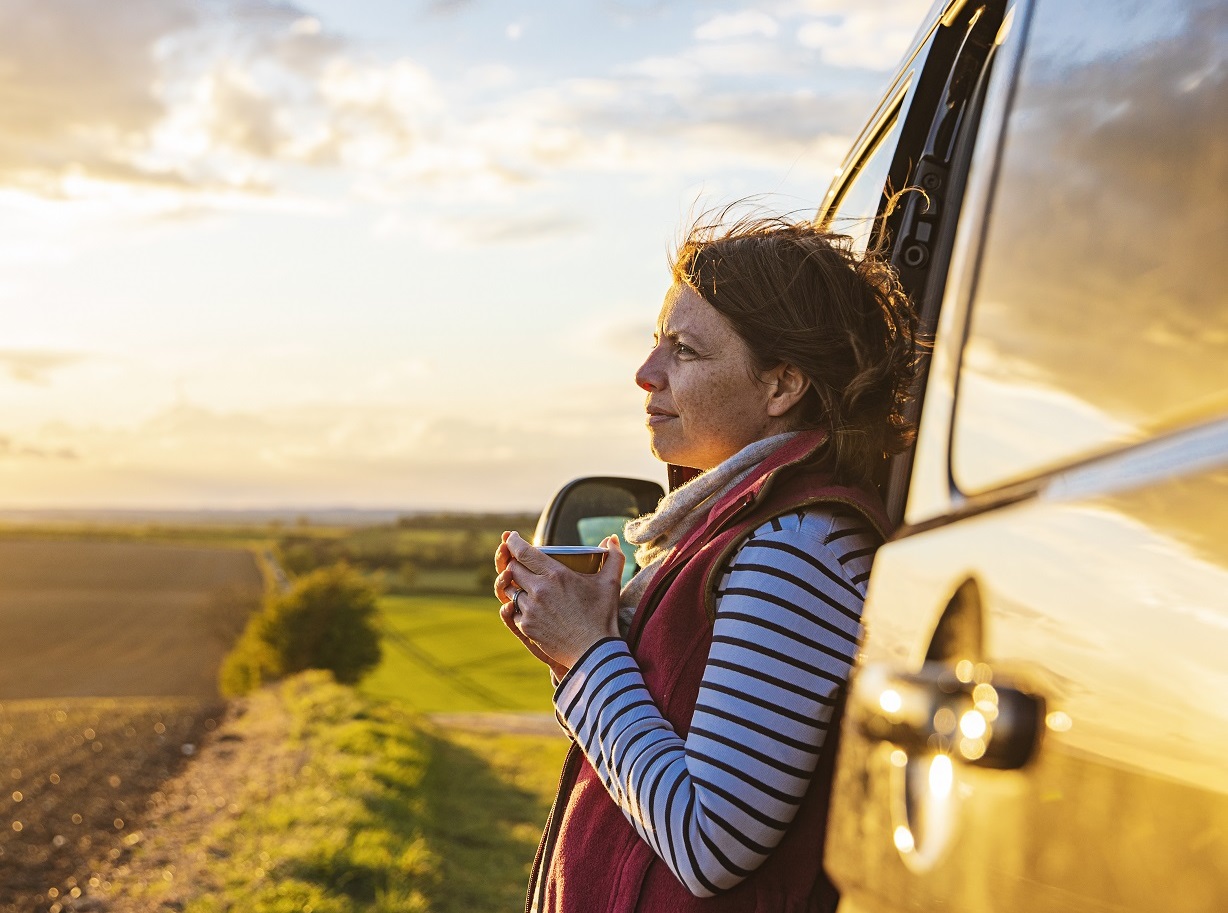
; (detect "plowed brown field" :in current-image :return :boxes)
[0,540,261,912]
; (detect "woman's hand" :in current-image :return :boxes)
[494,532,569,678]
[494,531,625,674]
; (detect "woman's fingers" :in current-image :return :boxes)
[600,535,627,582]
[505,531,554,575]
[498,599,521,635]
[494,532,544,604]
[499,599,569,678]
[495,531,623,670]
[494,562,523,603]
[499,594,539,653]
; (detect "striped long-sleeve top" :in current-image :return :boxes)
[553,507,878,897]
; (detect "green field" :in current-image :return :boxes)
[361,594,558,714]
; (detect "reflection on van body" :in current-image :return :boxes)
[830,459,1228,910]
[952,0,1228,493]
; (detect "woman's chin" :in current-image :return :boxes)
[647,432,686,467]
[648,439,709,471]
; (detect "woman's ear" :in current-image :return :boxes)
[765,362,810,417]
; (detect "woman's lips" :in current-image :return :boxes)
[646,410,677,425]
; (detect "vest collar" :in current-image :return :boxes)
[673,429,833,558]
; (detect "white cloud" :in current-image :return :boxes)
[0,0,915,210]
[623,41,784,84]
[290,16,321,36]
[695,10,779,41]
[794,4,923,70]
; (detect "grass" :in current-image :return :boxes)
[416,726,567,912]
[110,672,567,913]
[161,592,567,911]
[361,595,556,714]
[184,675,437,913]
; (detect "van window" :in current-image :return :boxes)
[950,0,1228,494]
[822,98,904,255]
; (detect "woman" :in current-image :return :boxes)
[494,211,917,912]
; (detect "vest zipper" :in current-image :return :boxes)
[526,742,582,913]
[525,559,683,912]
[628,560,687,652]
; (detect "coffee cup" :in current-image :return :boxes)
[539,545,607,574]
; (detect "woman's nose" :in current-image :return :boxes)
[635,348,661,392]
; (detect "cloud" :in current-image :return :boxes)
[478,7,919,184]
[423,0,478,16]
[487,76,862,183]
[795,7,922,70]
[0,350,90,384]
[7,398,659,509]
[0,0,197,194]
[0,0,378,201]
[438,211,588,246]
[372,208,586,247]
[0,436,78,460]
[290,16,322,37]
[695,11,779,41]
[0,0,926,209]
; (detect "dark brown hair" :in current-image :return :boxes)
[671,208,919,486]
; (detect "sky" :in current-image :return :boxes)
[0,0,930,511]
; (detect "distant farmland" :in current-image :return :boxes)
[0,539,262,912]
[0,539,262,700]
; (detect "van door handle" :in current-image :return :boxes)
[848,661,1044,770]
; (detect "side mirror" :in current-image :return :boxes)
[533,476,666,584]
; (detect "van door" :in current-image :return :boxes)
[826,0,1228,910]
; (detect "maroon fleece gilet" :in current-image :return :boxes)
[528,430,891,913]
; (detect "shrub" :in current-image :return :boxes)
[220,564,383,697]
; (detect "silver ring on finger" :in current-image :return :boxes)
[512,587,524,616]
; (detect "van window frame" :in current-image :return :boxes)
[817,1,1013,526]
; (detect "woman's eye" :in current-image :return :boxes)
[674,341,695,357]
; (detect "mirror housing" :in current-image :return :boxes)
[533,476,665,547]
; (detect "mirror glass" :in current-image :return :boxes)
[533,477,665,586]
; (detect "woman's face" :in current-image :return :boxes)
[635,283,784,471]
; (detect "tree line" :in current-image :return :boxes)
[275,512,539,582]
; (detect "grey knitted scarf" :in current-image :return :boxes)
[617,432,800,634]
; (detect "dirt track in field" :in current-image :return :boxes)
[0,540,261,912]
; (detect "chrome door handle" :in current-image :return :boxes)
[848,661,1044,769]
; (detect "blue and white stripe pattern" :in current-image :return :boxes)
[554,507,877,897]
